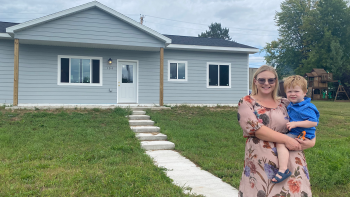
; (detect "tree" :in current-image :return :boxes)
[263,0,350,85]
[262,0,314,79]
[301,0,350,84]
[198,23,232,40]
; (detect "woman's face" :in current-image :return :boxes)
[254,71,276,96]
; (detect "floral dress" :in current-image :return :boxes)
[237,95,311,197]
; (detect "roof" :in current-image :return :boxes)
[163,34,256,49]
[5,1,171,44]
[0,2,258,53]
[305,73,314,77]
[305,68,328,77]
[0,22,18,33]
[312,68,328,75]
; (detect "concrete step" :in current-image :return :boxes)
[128,115,150,120]
[130,126,160,133]
[132,111,146,115]
[136,133,167,141]
[129,120,154,126]
[130,107,171,111]
[141,141,175,150]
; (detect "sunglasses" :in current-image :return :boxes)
[256,78,276,84]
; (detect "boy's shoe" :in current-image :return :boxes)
[271,169,292,183]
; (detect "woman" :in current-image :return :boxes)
[238,65,316,197]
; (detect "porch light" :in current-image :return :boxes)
[108,58,113,64]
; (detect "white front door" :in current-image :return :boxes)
[117,61,137,103]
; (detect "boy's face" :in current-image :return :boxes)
[286,85,306,104]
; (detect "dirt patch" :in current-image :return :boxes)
[10,117,21,121]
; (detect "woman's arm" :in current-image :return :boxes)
[295,136,316,150]
[255,125,301,150]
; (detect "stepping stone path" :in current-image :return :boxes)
[129,108,175,151]
[128,107,238,197]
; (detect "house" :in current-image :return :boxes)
[0,1,258,107]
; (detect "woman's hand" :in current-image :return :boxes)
[285,137,301,151]
[295,137,316,150]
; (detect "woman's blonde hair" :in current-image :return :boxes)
[251,65,280,101]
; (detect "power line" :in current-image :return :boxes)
[144,14,278,33]
[144,20,278,37]
[0,12,278,37]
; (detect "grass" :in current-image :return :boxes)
[146,101,350,197]
[0,107,197,196]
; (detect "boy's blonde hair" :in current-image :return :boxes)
[251,65,280,101]
[283,75,308,93]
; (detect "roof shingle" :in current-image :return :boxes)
[0,22,19,33]
[163,34,256,49]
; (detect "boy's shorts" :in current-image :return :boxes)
[285,133,298,139]
[285,132,311,140]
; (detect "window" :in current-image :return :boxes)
[58,56,102,86]
[168,61,187,81]
[207,62,231,88]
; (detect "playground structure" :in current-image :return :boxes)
[334,81,350,102]
[305,68,349,101]
[305,69,335,100]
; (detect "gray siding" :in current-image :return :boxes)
[17,44,159,104]
[163,50,249,104]
[0,40,14,105]
[15,8,165,48]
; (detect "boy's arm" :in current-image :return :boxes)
[286,120,317,131]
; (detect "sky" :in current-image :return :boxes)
[0,0,283,68]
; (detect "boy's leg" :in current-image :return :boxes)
[272,143,289,182]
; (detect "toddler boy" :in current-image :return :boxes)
[272,75,319,183]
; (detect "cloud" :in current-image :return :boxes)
[0,0,283,67]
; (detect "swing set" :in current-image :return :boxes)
[334,80,350,102]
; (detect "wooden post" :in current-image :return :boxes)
[160,48,164,106]
[13,39,19,106]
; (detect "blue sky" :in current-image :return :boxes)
[0,0,282,68]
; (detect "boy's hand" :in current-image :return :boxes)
[286,122,298,131]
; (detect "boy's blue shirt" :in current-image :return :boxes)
[287,97,319,139]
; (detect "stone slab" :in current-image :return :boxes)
[132,111,146,115]
[128,115,150,120]
[136,133,167,141]
[130,126,160,133]
[141,141,175,150]
[129,120,154,126]
[146,150,239,197]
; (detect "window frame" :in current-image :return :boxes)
[57,55,103,86]
[168,60,188,82]
[206,62,231,88]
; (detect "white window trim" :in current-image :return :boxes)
[206,62,231,88]
[168,60,188,82]
[57,55,103,86]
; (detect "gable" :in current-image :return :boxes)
[14,8,165,48]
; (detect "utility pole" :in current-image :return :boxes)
[140,15,144,25]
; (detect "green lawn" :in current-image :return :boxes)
[147,101,350,197]
[0,107,196,196]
